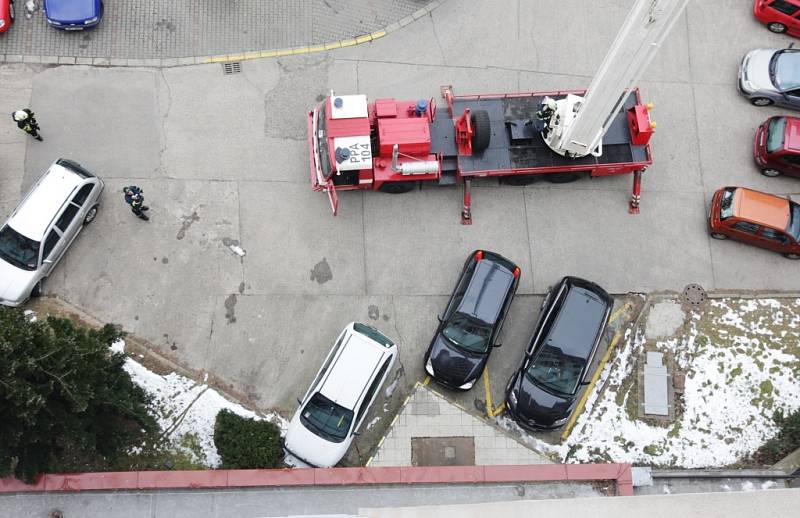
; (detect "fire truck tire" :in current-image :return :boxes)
[379,181,416,194]
[501,175,538,186]
[470,110,491,152]
[768,22,787,34]
[545,173,579,183]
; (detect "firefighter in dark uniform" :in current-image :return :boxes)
[123,186,150,221]
[12,109,43,141]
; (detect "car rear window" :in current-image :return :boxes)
[353,323,394,348]
[767,117,787,153]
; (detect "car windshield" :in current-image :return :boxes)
[442,313,491,353]
[316,103,333,180]
[789,201,800,242]
[720,188,736,220]
[525,344,586,395]
[300,392,353,443]
[772,50,800,90]
[0,225,40,271]
[766,117,787,153]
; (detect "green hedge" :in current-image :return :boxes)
[752,409,800,466]
[213,410,284,469]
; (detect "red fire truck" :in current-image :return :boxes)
[307,87,653,224]
[307,0,688,224]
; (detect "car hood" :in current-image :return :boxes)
[45,0,98,22]
[512,374,573,428]
[742,49,779,93]
[283,409,351,468]
[429,333,486,386]
[0,258,35,306]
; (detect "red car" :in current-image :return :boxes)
[754,115,800,178]
[709,186,800,259]
[0,0,14,33]
[754,0,800,36]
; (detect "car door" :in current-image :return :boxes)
[782,88,800,109]
[39,229,62,276]
[353,355,392,433]
[726,220,761,246]
[758,227,794,252]
[780,154,800,177]
[54,200,83,252]
[72,183,96,213]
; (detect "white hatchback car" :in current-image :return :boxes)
[284,322,398,468]
[0,159,104,306]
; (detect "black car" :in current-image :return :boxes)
[505,276,612,429]
[424,250,520,390]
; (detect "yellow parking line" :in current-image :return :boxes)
[609,302,632,325]
[492,402,505,416]
[482,369,495,418]
[423,376,431,386]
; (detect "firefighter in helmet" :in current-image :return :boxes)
[11,109,43,141]
[123,186,150,221]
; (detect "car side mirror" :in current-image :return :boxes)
[790,43,796,49]
[42,259,53,265]
[580,380,591,386]
[352,431,361,437]
[493,343,502,348]
[297,398,303,405]
[436,314,444,323]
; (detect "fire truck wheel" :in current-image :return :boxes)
[470,110,491,153]
[545,173,579,183]
[379,181,416,194]
[501,175,538,186]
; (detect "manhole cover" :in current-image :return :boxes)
[222,61,242,75]
[682,283,707,306]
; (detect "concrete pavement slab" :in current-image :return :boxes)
[238,182,366,296]
[363,185,535,296]
[708,232,800,291]
[25,66,161,185]
[524,188,714,293]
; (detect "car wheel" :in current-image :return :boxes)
[761,168,781,178]
[784,252,800,260]
[710,232,728,240]
[768,22,787,34]
[379,181,416,194]
[501,175,538,186]
[83,204,99,224]
[750,97,774,107]
[9,0,14,20]
[31,280,43,298]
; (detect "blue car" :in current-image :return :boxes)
[44,0,103,30]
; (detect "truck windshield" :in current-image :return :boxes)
[316,103,333,180]
[300,392,353,443]
[766,117,787,153]
[0,225,40,271]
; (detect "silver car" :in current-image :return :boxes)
[739,48,800,108]
[0,159,104,306]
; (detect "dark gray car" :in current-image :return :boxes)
[739,48,800,109]
[424,250,520,390]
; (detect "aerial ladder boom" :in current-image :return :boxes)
[542,0,691,157]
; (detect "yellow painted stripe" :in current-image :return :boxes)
[292,46,311,55]
[324,41,342,50]
[260,50,278,58]
[366,456,374,466]
[339,38,358,48]
[308,45,326,53]
[423,376,431,386]
[275,48,294,57]
[227,54,245,61]
[482,368,494,418]
[370,30,387,39]
[492,402,505,416]
[609,302,632,325]
[560,329,624,441]
[355,34,373,44]
[243,51,261,60]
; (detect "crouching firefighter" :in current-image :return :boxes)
[123,186,150,221]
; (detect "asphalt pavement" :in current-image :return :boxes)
[2,0,800,470]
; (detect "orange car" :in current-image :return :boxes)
[709,186,800,259]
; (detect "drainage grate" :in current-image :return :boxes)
[682,283,707,306]
[222,62,242,75]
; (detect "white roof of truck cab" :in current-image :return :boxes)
[330,94,368,119]
[9,162,82,241]
[320,328,386,411]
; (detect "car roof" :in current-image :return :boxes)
[319,329,386,410]
[9,162,83,240]
[457,260,514,325]
[543,284,609,362]
[784,117,800,152]
[733,187,790,230]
